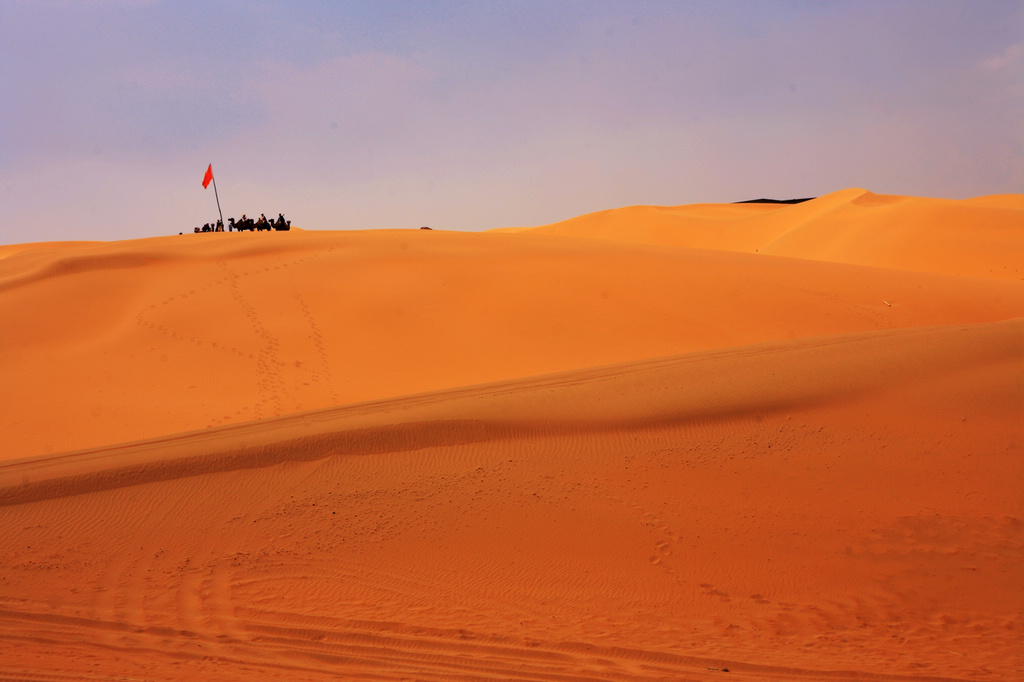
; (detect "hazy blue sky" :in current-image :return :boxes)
[1,0,1021,244]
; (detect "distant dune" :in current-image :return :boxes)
[734,197,816,204]
[1,190,1021,680]
[497,188,1024,280]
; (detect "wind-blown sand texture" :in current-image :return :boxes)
[0,189,1021,680]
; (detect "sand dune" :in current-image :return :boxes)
[3,318,1017,504]
[1,190,1022,680]
[3,221,1022,459]
[502,189,1024,280]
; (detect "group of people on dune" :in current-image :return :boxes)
[194,213,291,233]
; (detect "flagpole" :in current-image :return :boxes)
[210,168,224,229]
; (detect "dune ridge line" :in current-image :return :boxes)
[2,318,1018,506]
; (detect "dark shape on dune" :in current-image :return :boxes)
[194,213,289,233]
[420,226,433,230]
[734,197,815,204]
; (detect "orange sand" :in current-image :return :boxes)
[1,189,1021,680]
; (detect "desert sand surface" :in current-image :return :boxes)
[0,189,1021,680]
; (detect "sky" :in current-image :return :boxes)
[1,0,1021,244]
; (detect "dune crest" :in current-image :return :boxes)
[501,188,1024,280]
[1,191,1021,680]
[4,318,1017,506]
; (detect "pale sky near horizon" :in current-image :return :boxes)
[1,0,1021,244]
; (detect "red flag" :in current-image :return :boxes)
[202,164,213,189]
